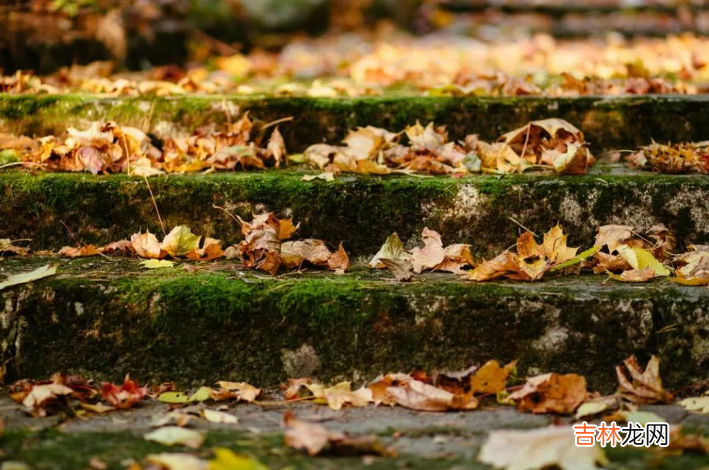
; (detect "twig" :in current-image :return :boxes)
[212,204,241,224]
[260,116,294,132]
[508,216,538,238]
[143,176,166,237]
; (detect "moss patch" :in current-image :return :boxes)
[1,260,708,391]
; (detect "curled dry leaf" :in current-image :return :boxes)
[211,382,261,403]
[616,355,673,404]
[368,373,478,412]
[305,382,371,410]
[469,360,518,395]
[131,231,163,259]
[674,246,709,285]
[369,233,411,268]
[144,426,204,449]
[478,426,607,470]
[101,375,147,409]
[161,226,200,258]
[58,245,101,258]
[283,378,313,400]
[509,373,587,415]
[283,411,394,457]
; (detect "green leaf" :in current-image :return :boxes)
[0,264,58,291]
[158,391,190,404]
[140,260,175,269]
[188,386,212,402]
[617,245,671,276]
[161,226,200,258]
[550,246,600,272]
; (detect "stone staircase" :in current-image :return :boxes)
[1,94,708,394]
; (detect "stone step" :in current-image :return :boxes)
[0,171,706,258]
[1,258,708,391]
[4,95,709,153]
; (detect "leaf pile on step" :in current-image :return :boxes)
[468,225,588,282]
[303,118,593,176]
[9,373,146,417]
[673,244,709,286]
[232,213,350,276]
[369,229,474,281]
[58,225,226,262]
[628,142,709,175]
[4,115,286,175]
[590,224,673,283]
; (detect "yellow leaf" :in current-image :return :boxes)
[617,245,670,276]
[209,448,269,470]
[141,259,175,269]
[161,226,200,258]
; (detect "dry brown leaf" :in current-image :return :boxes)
[380,258,414,282]
[305,382,371,410]
[607,267,656,283]
[281,239,332,269]
[410,228,446,274]
[595,225,634,252]
[58,245,101,258]
[284,411,393,457]
[509,373,587,415]
[283,378,313,400]
[212,382,261,403]
[470,360,518,394]
[369,374,478,412]
[616,355,673,404]
[328,243,350,275]
[131,231,163,259]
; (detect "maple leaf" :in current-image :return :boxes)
[369,233,411,268]
[131,231,163,259]
[405,122,446,153]
[305,382,371,410]
[238,217,281,275]
[100,239,135,256]
[283,411,393,457]
[267,127,287,168]
[161,226,200,258]
[368,373,478,412]
[278,218,300,240]
[673,246,709,285]
[281,239,332,269]
[410,228,446,273]
[283,378,313,400]
[509,373,587,415]
[380,258,414,282]
[469,360,518,394]
[58,245,101,258]
[616,355,673,404]
[211,382,261,403]
[186,238,224,261]
[20,383,74,417]
[607,268,656,283]
[478,426,607,470]
[328,243,350,275]
[101,375,147,409]
[0,239,29,256]
[595,225,634,252]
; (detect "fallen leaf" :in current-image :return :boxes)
[607,268,656,283]
[141,259,175,269]
[369,233,411,268]
[595,225,634,252]
[146,453,207,470]
[144,427,204,449]
[302,172,336,182]
[101,375,147,409]
[327,243,350,274]
[616,355,673,404]
[80,402,116,414]
[212,382,261,403]
[283,411,393,457]
[58,245,101,258]
[131,231,163,259]
[380,258,414,282]
[305,382,371,410]
[575,396,619,420]
[0,264,58,292]
[370,374,477,412]
[209,448,269,470]
[681,396,709,414]
[478,426,607,470]
[470,360,518,394]
[21,383,74,417]
[617,245,671,277]
[283,378,313,400]
[161,226,200,258]
[509,373,587,415]
[203,409,238,424]
[0,239,29,256]
[158,392,191,404]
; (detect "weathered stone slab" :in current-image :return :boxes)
[1,259,708,390]
[4,95,709,152]
[1,171,707,258]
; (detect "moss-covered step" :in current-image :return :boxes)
[4,94,709,152]
[0,171,707,258]
[2,258,708,391]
